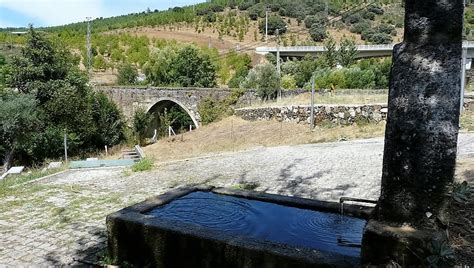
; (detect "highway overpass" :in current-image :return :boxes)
[256,41,474,59]
[256,41,474,111]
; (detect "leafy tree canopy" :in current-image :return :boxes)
[144,45,217,87]
[2,27,125,168]
[241,63,280,100]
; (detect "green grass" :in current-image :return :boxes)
[0,165,66,194]
[131,158,154,172]
[231,182,260,191]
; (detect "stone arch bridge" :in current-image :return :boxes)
[95,87,257,128]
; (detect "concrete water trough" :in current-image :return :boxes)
[107,186,374,267]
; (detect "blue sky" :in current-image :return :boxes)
[0,0,204,28]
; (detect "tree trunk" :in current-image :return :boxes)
[374,0,464,227]
[3,149,14,173]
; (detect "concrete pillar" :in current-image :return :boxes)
[362,0,464,265]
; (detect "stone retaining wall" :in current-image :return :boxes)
[235,104,388,125]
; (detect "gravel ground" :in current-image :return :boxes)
[0,134,473,266]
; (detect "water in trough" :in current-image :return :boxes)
[146,191,366,257]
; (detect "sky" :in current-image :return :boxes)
[0,0,204,28]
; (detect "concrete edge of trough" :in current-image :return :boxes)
[106,185,374,267]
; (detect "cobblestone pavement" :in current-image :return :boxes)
[1,134,473,266]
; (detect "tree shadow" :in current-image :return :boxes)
[44,223,106,266]
[276,159,333,197]
[462,170,474,184]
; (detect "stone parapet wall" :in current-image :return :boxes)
[235,104,388,125]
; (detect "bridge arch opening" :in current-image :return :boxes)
[146,99,198,138]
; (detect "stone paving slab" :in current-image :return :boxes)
[0,134,473,266]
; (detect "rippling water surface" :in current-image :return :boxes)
[146,191,366,257]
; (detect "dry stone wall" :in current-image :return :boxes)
[235,104,388,125]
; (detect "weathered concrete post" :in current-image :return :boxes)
[362,0,464,265]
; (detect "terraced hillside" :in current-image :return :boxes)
[1,1,473,86]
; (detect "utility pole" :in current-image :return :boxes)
[461,46,467,113]
[86,17,92,73]
[310,74,316,129]
[265,9,269,43]
[276,28,281,100]
[64,133,68,162]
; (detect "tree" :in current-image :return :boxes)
[173,46,217,87]
[309,23,327,42]
[259,15,287,35]
[7,27,75,94]
[0,92,39,171]
[144,45,217,87]
[4,27,125,166]
[338,38,357,67]
[91,92,126,147]
[133,108,151,146]
[241,63,280,100]
[323,37,337,68]
[117,63,138,85]
[143,46,176,86]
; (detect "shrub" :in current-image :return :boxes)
[238,1,254,11]
[309,24,327,42]
[131,158,153,172]
[368,33,392,44]
[198,97,224,125]
[117,63,138,85]
[367,5,384,15]
[198,89,244,125]
[374,24,396,35]
[269,3,281,12]
[281,74,297,90]
[248,3,265,20]
[248,10,259,20]
[93,55,107,71]
[196,8,210,16]
[210,4,224,12]
[361,29,376,40]
[343,68,376,89]
[304,14,327,29]
[279,8,287,16]
[344,13,362,24]
[350,21,371,34]
[362,11,376,20]
[206,12,217,23]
